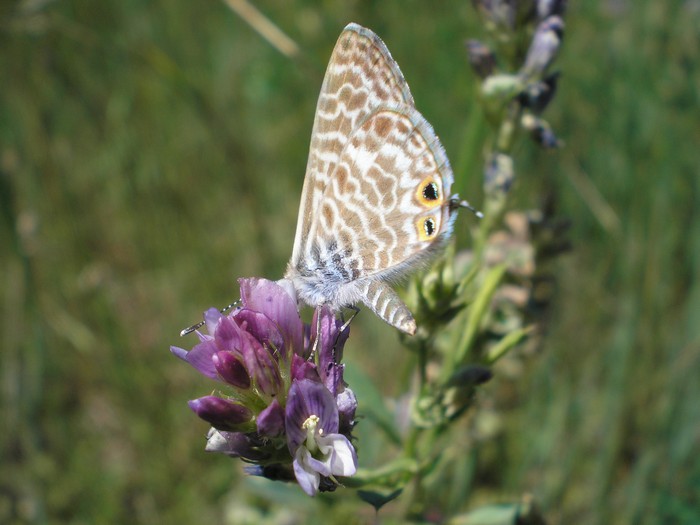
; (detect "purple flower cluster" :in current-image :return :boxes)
[171,278,357,496]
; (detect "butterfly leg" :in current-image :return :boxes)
[309,305,358,361]
[339,305,360,334]
[310,305,324,359]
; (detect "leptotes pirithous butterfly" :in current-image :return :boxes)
[280,23,478,336]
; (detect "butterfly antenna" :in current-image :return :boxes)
[451,197,484,219]
[179,300,241,337]
[179,321,204,337]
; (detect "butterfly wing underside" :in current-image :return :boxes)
[290,23,414,268]
[308,106,457,335]
[313,106,456,282]
[287,24,458,335]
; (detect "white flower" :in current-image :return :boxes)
[292,415,357,496]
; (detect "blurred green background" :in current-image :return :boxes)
[2,1,699,523]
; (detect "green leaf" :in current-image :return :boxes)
[357,488,403,511]
[448,505,517,524]
[450,264,508,374]
[486,325,534,364]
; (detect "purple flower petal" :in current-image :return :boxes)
[290,354,320,383]
[239,278,303,356]
[170,345,188,362]
[213,351,250,389]
[256,398,285,437]
[212,315,282,395]
[170,338,220,380]
[285,379,339,453]
[323,363,346,398]
[188,396,252,431]
[235,309,284,358]
[214,315,242,353]
[204,307,224,335]
[234,325,282,396]
[312,306,349,395]
[303,451,333,477]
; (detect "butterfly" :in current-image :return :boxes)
[280,23,479,336]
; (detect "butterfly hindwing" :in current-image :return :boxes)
[309,106,456,282]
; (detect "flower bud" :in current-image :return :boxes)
[521,114,561,148]
[521,16,564,79]
[518,72,559,113]
[256,398,285,437]
[213,351,251,389]
[446,365,493,388]
[237,330,283,395]
[336,388,358,435]
[481,73,525,101]
[188,396,253,431]
[205,428,270,461]
[465,40,497,79]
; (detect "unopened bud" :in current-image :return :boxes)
[521,114,561,148]
[213,351,251,389]
[188,396,253,431]
[521,16,564,79]
[466,39,497,79]
[481,74,526,107]
[518,72,559,113]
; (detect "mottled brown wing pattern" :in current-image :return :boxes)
[284,23,464,335]
[290,24,414,267]
[310,107,455,282]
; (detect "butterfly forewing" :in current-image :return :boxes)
[291,24,415,268]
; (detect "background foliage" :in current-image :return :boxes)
[2,1,699,523]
